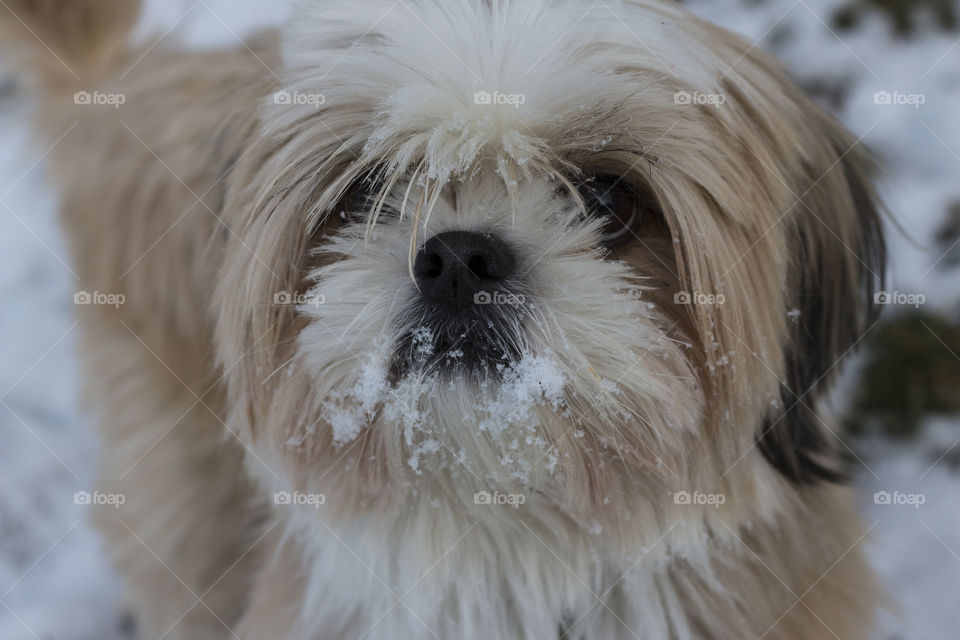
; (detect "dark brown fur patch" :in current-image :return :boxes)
[758,134,886,484]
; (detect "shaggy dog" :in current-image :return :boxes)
[2,0,886,638]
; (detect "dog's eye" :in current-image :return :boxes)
[576,176,642,248]
[344,179,378,214]
[339,177,387,223]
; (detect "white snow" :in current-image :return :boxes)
[477,354,567,433]
[0,102,127,640]
[321,336,568,477]
[324,340,392,445]
[0,0,957,638]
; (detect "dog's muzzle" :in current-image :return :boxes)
[392,230,527,379]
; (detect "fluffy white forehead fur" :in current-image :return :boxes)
[271,0,725,180]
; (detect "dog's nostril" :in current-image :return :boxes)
[413,230,516,308]
[421,253,444,278]
[467,255,491,279]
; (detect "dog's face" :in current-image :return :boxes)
[216,0,884,530]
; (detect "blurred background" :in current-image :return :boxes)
[0,0,957,637]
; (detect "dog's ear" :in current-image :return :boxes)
[758,125,886,484]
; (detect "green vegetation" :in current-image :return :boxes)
[833,0,958,36]
[935,202,960,269]
[846,311,960,437]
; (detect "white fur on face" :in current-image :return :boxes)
[296,175,697,491]
[267,0,735,504]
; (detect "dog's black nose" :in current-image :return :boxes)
[414,231,516,309]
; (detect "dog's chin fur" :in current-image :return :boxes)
[4,0,886,638]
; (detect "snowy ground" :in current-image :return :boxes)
[1,0,957,638]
